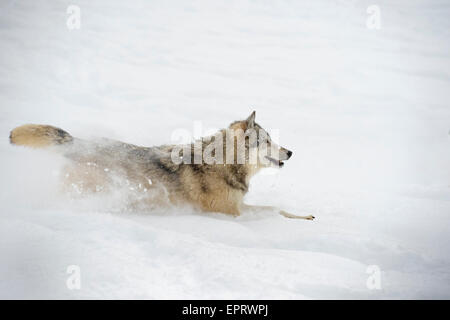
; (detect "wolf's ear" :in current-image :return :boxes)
[246,111,256,129]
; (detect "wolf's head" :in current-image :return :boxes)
[227,111,293,168]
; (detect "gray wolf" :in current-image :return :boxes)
[9,111,314,220]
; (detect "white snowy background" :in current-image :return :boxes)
[0,0,449,299]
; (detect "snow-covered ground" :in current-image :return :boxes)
[1,0,450,299]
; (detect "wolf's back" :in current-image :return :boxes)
[9,124,73,148]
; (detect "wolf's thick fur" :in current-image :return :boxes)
[10,124,73,147]
[9,112,314,220]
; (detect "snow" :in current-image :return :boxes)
[1,0,450,299]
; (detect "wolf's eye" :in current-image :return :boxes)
[260,131,271,143]
[255,137,268,147]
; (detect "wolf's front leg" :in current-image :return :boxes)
[279,210,315,220]
[241,204,315,220]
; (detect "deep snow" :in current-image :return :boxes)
[0,0,449,299]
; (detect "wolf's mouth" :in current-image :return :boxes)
[265,156,284,168]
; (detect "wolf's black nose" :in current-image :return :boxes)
[287,150,293,159]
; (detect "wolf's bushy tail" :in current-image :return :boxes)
[9,124,73,148]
